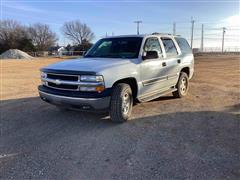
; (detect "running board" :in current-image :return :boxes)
[138,87,177,102]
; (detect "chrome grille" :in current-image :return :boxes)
[41,72,103,91]
[47,82,79,90]
[44,73,80,91]
[47,73,79,81]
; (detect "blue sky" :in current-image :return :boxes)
[1,0,240,49]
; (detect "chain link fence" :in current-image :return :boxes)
[26,51,86,58]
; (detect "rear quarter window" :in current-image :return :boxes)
[175,37,192,54]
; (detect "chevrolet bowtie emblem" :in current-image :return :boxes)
[55,79,61,85]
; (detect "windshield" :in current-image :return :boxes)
[85,37,143,59]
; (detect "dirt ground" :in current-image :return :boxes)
[0,55,239,179]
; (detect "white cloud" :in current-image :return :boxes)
[3,2,45,13]
[222,14,240,27]
[199,14,240,50]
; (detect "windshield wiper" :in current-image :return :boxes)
[85,54,127,58]
[85,55,94,57]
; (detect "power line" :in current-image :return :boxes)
[226,28,240,30]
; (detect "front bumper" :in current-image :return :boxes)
[39,90,110,111]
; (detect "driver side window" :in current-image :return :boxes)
[144,38,162,53]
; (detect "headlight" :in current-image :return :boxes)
[40,71,47,79]
[80,75,105,92]
[80,75,103,82]
[41,72,47,85]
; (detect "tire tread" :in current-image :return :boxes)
[110,83,132,123]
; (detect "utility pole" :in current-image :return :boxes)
[134,21,142,35]
[200,24,204,52]
[222,27,226,53]
[190,17,195,48]
[173,22,176,35]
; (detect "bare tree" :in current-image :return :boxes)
[0,20,32,53]
[28,23,58,51]
[62,20,94,45]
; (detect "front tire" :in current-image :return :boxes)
[173,72,189,98]
[110,83,133,123]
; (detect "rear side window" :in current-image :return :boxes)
[161,38,178,57]
[175,37,192,54]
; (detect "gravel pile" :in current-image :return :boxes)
[0,49,33,60]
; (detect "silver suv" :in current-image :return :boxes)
[39,33,194,122]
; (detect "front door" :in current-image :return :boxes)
[139,37,169,97]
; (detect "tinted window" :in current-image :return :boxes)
[144,38,162,53]
[85,37,143,59]
[161,38,178,57]
[175,37,192,54]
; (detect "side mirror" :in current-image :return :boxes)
[143,51,159,60]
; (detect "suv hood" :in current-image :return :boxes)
[43,57,135,73]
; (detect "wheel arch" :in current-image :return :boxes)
[180,67,190,77]
[112,77,138,99]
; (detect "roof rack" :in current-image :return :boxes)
[151,32,182,37]
[151,32,172,36]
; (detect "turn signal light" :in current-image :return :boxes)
[95,86,105,93]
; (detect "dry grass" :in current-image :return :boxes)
[1,57,65,100]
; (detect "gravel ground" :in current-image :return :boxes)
[0,55,240,179]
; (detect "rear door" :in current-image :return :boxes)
[160,37,180,87]
[174,37,194,78]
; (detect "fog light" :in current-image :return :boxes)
[82,105,91,110]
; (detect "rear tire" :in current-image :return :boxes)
[110,83,133,123]
[173,72,189,98]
